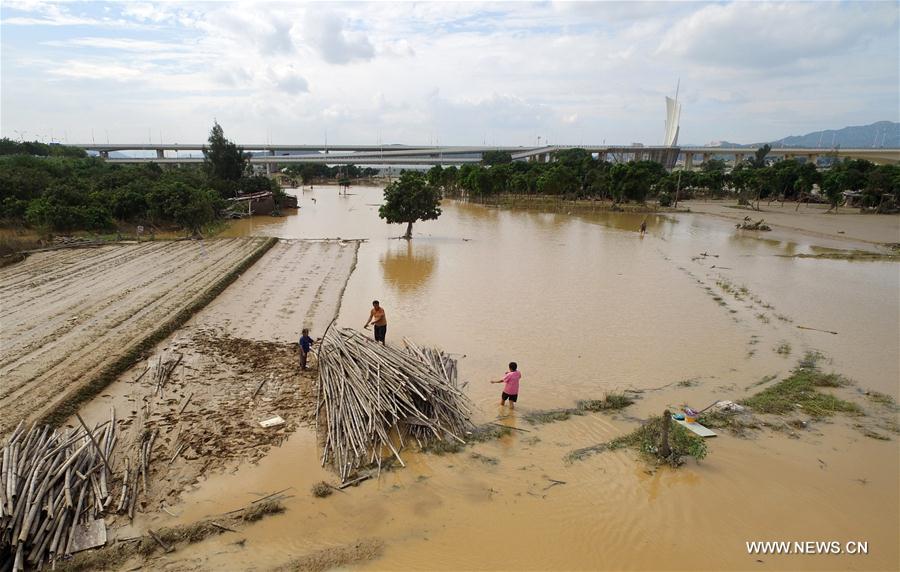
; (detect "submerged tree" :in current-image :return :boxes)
[378,171,442,239]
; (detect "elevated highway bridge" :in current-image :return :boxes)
[76,143,899,169]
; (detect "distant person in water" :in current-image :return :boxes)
[364,300,387,344]
[639,219,647,236]
[299,328,315,370]
[492,362,521,408]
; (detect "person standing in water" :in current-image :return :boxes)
[491,362,521,409]
[364,300,387,344]
[639,218,647,236]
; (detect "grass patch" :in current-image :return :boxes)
[698,410,761,437]
[423,423,511,455]
[420,439,465,455]
[242,500,285,522]
[576,392,635,411]
[784,251,900,261]
[311,481,333,498]
[470,452,499,465]
[566,415,707,466]
[748,374,778,389]
[865,391,896,407]
[775,342,792,356]
[38,237,278,428]
[526,393,636,424]
[740,353,860,417]
[467,423,512,443]
[855,425,890,441]
[524,408,583,425]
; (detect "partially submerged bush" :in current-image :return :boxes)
[577,392,635,411]
[242,500,285,522]
[566,415,707,467]
[312,481,333,498]
[524,408,581,425]
[526,393,635,425]
[740,355,859,417]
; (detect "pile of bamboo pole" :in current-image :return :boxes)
[0,409,136,571]
[316,328,472,482]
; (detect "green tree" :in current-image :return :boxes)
[482,150,512,165]
[378,171,442,239]
[202,122,247,186]
[749,144,771,168]
[148,182,220,234]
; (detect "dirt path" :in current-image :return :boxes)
[0,238,274,436]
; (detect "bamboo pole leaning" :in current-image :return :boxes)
[316,328,473,482]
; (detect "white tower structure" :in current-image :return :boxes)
[664,81,681,147]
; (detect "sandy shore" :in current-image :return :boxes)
[684,200,900,247]
[0,238,273,436]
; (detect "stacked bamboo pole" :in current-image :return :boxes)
[0,407,147,571]
[316,328,472,482]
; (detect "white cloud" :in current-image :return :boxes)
[301,10,374,64]
[1,1,897,146]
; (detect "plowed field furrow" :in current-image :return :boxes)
[0,240,258,372]
[0,238,273,435]
[0,239,266,395]
[191,240,360,342]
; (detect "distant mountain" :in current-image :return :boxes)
[703,121,899,149]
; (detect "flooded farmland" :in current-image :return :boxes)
[146,186,900,571]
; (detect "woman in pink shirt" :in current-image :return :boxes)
[492,362,521,409]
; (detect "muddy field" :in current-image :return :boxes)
[72,239,360,519]
[0,238,274,436]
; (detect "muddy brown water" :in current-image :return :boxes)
[157,187,899,571]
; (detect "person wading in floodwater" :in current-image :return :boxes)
[491,362,521,409]
[639,218,647,236]
[364,300,387,345]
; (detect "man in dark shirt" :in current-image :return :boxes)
[299,328,314,370]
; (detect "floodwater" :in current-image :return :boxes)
[167,186,900,571]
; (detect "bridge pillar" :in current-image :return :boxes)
[267,150,276,175]
[808,154,818,166]
[156,149,165,159]
[100,150,109,160]
[734,153,744,166]
[684,152,694,170]
[701,153,709,165]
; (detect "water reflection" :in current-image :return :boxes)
[380,241,437,293]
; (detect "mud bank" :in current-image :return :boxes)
[684,200,900,248]
[0,238,275,436]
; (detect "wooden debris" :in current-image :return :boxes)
[0,410,140,570]
[316,329,473,482]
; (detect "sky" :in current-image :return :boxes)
[1,0,898,147]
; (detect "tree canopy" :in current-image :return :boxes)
[378,171,442,239]
[0,124,283,235]
[203,122,247,184]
